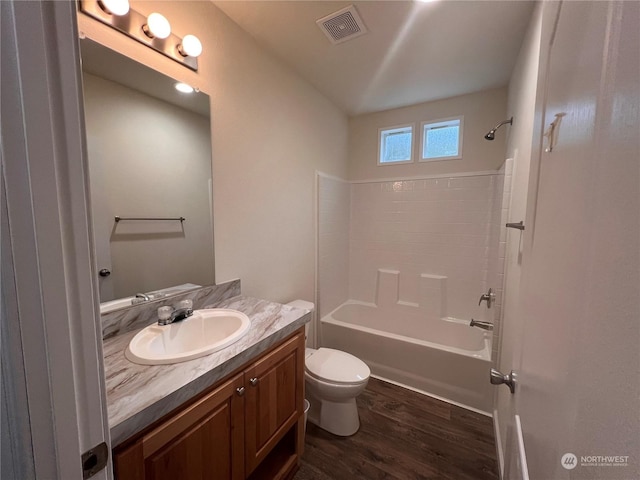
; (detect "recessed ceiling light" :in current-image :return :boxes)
[174,82,194,94]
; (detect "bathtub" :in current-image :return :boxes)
[320,301,494,413]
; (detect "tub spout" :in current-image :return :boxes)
[470,319,494,331]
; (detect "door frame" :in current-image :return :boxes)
[1,2,112,479]
[492,1,562,477]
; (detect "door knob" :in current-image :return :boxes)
[99,268,111,277]
[236,386,245,396]
[249,377,259,386]
[490,368,515,394]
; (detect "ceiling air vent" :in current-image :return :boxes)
[316,5,368,45]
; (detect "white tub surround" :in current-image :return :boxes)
[322,301,492,413]
[349,173,500,323]
[317,170,507,414]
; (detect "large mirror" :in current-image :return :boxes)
[80,38,215,312]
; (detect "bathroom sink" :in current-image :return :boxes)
[125,309,251,365]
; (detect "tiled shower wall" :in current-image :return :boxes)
[317,174,351,324]
[349,174,501,322]
[318,170,509,362]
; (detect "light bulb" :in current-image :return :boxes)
[98,0,130,16]
[174,82,194,94]
[179,35,203,58]
[143,13,171,39]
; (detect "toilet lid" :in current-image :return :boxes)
[306,348,370,385]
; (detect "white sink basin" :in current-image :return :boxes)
[125,309,251,365]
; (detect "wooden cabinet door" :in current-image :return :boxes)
[114,374,245,480]
[243,332,304,475]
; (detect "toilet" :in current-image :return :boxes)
[287,300,370,437]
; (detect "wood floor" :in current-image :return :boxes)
[294,378,499,480]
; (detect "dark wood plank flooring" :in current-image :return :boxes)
[295,378,498,480]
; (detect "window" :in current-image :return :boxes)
[378,124,413,165]
[420,117,463,161]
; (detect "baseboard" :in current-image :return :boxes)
[370,374,492,417]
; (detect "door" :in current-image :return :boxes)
[244,332,304,475]
[498,1,640,479]
[114,374,245,480]
[492,2,552,476]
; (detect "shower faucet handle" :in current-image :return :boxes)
[478,288,495,308]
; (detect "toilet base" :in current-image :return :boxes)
[307,393,360,436]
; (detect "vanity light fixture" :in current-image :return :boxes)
[178,35,203,58]
[143,13,171,40]
[79,0,201,71]
[98,0,129,16]
[174,82,194,94]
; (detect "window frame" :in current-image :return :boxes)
[377,123,415,166]
[419,116,464,162]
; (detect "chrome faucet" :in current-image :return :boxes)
[131,292,151,305]
[470,319,494,331]
[158,306,194,326]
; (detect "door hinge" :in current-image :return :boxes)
[82,442,109,479]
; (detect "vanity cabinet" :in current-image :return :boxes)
[113,329,305,480]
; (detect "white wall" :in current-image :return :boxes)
[83,73,214,300]
[348,88,507,181]
[78,1,348,304]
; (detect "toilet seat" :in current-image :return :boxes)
[305,348,370,385]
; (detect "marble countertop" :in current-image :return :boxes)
[103,295,311,446]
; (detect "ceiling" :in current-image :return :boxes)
[214,0,535,116]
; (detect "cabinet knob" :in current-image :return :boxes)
[249,377,259,386]
[236,386,245,396]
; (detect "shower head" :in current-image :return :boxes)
[484,117,513,141]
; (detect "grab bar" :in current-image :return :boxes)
[115,216,185,223]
